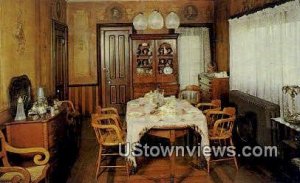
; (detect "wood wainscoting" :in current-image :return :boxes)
[68,85,99,116]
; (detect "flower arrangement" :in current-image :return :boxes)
[144,89,165,107]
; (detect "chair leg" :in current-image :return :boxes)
[230,138,238,170]
[125,160,130,180]
[96,145,103,180]
[207,160,210,174]
[233,156,239,171]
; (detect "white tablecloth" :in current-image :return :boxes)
[126,97,209,167]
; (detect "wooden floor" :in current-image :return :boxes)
[67,119,277,183]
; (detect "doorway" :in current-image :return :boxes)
[98,26,132,114]
[52,21,68,100]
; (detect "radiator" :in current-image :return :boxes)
[229,90,280,146]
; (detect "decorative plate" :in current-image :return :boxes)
[106,3,124,21]
[163,67,173,75]
[182,4,198,20]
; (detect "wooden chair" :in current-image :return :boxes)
[205,107,236,129]
[96,106,118,116]
[178,85,201,105]
[0,131,50,183]
[96,106,125,130]
[196,99,221,115]
[60,100,81,121]
[60,100,82,148]
[91,114,129,180]
[207,117,238,173]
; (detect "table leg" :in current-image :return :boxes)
[271,119,275,146]
[130,166,137,175]
[170,130,175,182]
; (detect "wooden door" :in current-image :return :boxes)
[100,26,132,114]
[52,21,68,100]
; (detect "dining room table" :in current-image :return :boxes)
[125,93,210,175]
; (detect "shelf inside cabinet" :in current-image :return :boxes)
[137,55,152,59]
[137,66,153,69]
[157,55,174,58]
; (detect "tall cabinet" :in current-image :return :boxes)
[131,34,179,98]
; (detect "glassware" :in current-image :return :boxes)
[37,87,45,100]
[15,97,26,121]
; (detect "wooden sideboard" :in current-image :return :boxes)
[5,109,76,182]
[198,73,229,102]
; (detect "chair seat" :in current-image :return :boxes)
[0,165,48,182]
[208,129,231,140]
[102,132,126,146]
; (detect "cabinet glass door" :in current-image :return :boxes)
[132,40,156,83]
[156,39,178,83]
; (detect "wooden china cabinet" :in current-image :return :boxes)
[131,34,179,98]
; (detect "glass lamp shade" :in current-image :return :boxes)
[37,87,45,99]
[165,12,180,29]
[148,10,164,30]
[133,13,148,30]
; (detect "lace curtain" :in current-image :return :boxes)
[229,0,300,115]
[176,27,211,89]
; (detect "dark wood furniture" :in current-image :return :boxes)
[271,117,300,181]
[5,109,75,182]
[271,117,300,146]
[198,73,229,102]
[131,34,179,99]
